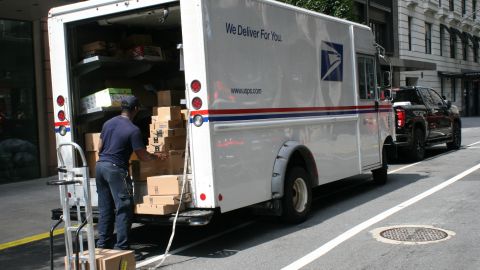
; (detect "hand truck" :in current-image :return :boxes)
[47,142,96,270]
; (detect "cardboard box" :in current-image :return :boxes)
[147,175,189,195]
[80,88,132,114]
[134,203,183,215]
[130,46,164,61]
[86,151,99,178]
[65,248,135,270]
[181,109,188,120]
[147,136,186,152]
[82,41,106,53]
[152,106,182,120]
[156,90,185,107]
[143,193,191,205]
[149,120,184,130]
[85,133,101,151]
[104,79,157,107]
[129,159,170,182]
[150,128,186,138]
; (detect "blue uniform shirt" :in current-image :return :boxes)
[98,116,144,169]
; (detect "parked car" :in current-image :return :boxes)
[392,86,461,161]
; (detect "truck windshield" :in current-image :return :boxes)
[393,89,422,105]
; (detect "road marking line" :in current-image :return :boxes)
[282,163,480,270]
[467,140,480,147]
[388,162,421,174]
[0,228,64,251]
[136,220,255,268]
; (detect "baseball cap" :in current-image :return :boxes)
[121,96,139,110]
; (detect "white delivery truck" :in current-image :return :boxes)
[48,0,395,225]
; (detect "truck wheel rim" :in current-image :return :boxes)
[292,178,308,213]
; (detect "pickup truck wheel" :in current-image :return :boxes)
[408,128,425,161]
[372,147,388,185]
[447,122,461,150]
[281,167,312,223]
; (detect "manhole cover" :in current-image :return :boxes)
[371,225,455,245]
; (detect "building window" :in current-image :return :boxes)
[450,33,457,58]
[439,0,442,7]
[462,0,466,15]
[463,39,468,60]
[425,23,432,54]
[408,17,412,51]
[450,0,454,11]
[440,27,444,56]
[357,55,377,100]
[451,78,456,102]
[474,44,479,62]
[474,0,477,20]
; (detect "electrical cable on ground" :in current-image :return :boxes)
[149,111,191,269]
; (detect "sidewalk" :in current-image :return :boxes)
[0,176,61,244]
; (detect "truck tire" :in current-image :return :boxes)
[281,166,312,223]
[447,122,461,150]
[372,147,388,185]
[408,128,425,161]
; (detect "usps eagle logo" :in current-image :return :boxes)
[321,41,343,81]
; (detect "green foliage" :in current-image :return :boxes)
[283,0,355,21]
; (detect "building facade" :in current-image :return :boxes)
[398,0,480,116]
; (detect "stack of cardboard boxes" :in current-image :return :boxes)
[84,133,101,177]
[65,248,135,270]
[135,175,191,215]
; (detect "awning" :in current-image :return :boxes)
[390,58,437,71]
[438,71,463,78]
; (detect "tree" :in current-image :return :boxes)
[283,0,355,21]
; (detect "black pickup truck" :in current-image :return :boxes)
[392,86,462,161]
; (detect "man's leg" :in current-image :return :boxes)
[95,162,115,249]
[104,164,133,250]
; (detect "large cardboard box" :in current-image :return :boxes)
[147,175,189,195]
[129,159,170,181]
[168,150,185,174]
[147,136,186,152]
[150,120,184,129]
[65,248,135,270]
[86,151,99,178]
[134,203,182,215]
[104,79,157,107]
[143,193,191,205]
[85,133,101,151]
[156,90,185,107]
[152,106,182,120]
[80,88,132,114]
[150,127,186,138]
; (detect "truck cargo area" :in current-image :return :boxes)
[62,3,196,220]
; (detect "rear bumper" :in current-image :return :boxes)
[51,207,215,226]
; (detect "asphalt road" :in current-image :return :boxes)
[1,118,479,270]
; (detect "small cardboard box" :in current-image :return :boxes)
[129,159,170,181]
[156,90,185,107]
[147,136,186,152]
[82,41,106,53]
[152,106,182,120]
[150,120,184,129]
[80,88,132,114]
[150,128,186,138]
[86,151,99,178]
[130,45,164,61]
[143,193,191,205]
[147,175,189,195]
[181,109,188,120]
[65,248,135,270]
[134,203,182,215]
[85,133,101,151]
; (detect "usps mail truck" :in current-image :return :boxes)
[48,0,395,225]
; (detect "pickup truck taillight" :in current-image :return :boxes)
[396,108,406,128]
